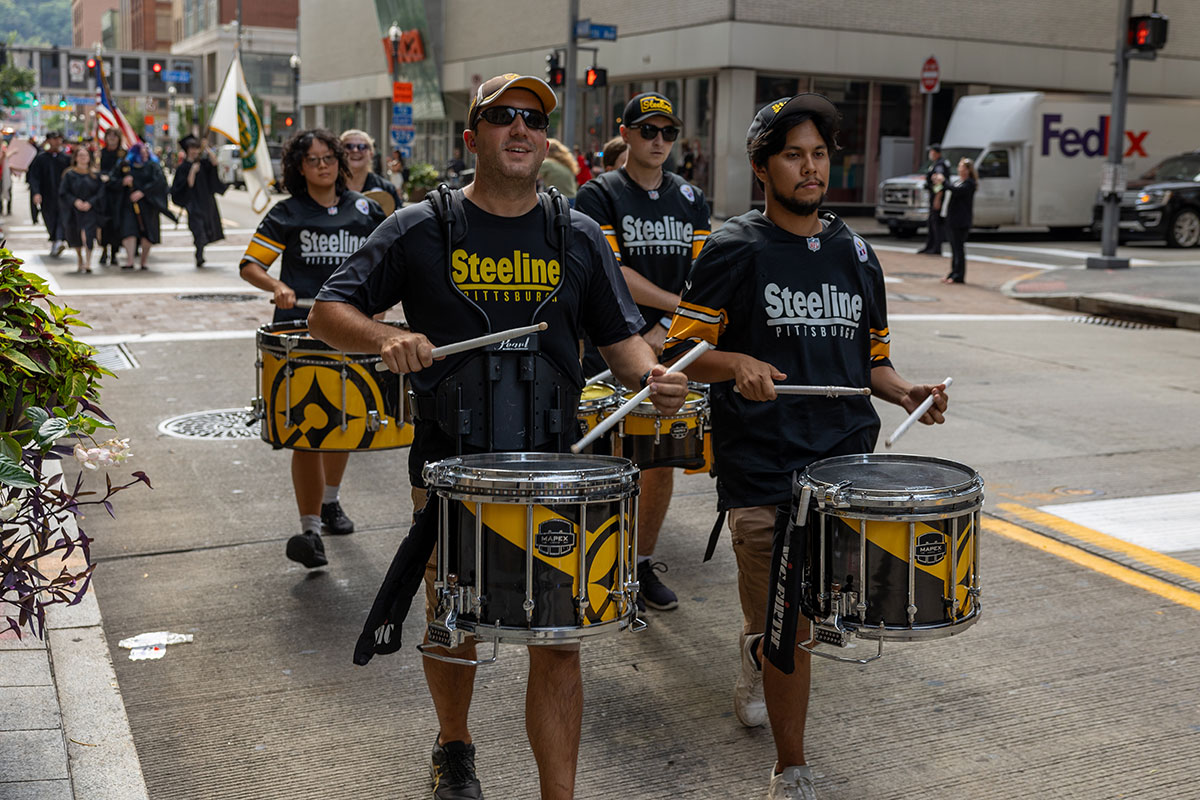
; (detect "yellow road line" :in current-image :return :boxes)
[996,502,1200,586]
[986,517,1200,612]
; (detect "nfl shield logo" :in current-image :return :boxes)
[807,237,821,252]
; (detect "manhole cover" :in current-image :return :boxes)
[1052,486,1104,498]
[158,408,260,440]
[176,293,263,303]
[91,343,139,370]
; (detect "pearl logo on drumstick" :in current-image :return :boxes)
[372,322,550,372]
[884,376,953,448]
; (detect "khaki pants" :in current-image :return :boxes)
[410,486,441,624]
[727,504,779,637]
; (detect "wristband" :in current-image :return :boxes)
[639,369,654,389]
[659,315,672,329]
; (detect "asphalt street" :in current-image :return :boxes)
[3,180,1199,799]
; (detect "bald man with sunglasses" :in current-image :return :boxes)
[311,74,687,800]
[576,92,712,615]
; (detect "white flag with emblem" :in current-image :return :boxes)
[210,55,275,213]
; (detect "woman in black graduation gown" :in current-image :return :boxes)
[110,142,169,270]
[58,146,105,273]
[96,128,126,265]
[169,134,228,267]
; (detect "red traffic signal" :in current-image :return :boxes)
[152,62,162,73]
[1128,13,1168,51]
[161,123,169,132]
[86,58,96,69]
[585,67,607,88]
[284,116,294,127]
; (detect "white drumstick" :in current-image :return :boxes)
[570,341,713,454]
[735,384,871,397]
[884,376,952,448]
[373,322,549,371]
[584,368,614,387]
[270,298,316,308]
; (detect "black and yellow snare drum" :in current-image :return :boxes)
[423,452,640,649]
[253,321,413,451]
[616,387,708,470]
[576,382,620,455]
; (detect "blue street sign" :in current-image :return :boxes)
[66,95,96,106]
[575,18,591,39]
[163,70,191,83]
[392,104,413,126]
[588,23,617,41]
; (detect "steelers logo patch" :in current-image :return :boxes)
[355,197,371,216]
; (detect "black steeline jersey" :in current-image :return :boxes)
[666,211,893,509]
[576,167,710,332]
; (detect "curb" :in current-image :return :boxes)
[1003,290,1200,330]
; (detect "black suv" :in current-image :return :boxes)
[1098,151,1200,247]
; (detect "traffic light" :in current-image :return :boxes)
[1128,13,1168,51]
[545,52,564,88]
[585,67,607,88]
[284,116,294,127]
[59,97,68,108]
[161,123,169,133]
[152,62,162,73]
[86,58,96,70]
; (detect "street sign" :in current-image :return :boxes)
[920,56,941,94]
[392,104,413,126]
[69,59,86,82]
[163,70,191,83]
[588,23,617,41]
[393,81,413,104]
[575,18,591,39]
[65,95,95,106]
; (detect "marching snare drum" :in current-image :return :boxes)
[253,321,414,451]
[794,454,983,654]
[575,382,620,455]
[423,452,640,650]
[617,387,708,470]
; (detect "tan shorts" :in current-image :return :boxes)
[727,504,779,637]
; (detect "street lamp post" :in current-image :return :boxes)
[387,23,401,85]
[167,84,176,143]
[289,54,300,129]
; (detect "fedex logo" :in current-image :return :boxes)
[1041,114,1148,158]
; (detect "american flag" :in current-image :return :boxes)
[94,58,139,148]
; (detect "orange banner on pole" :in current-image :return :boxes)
[393,82,413,103]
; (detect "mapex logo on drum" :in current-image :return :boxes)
[669,421,689,440]
[914,532,947,565]
[536,519,576,557]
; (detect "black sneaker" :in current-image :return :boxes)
[285,531,327,568]
[320,501,355,535]
[431,737,483,799]
[637,560,679,610]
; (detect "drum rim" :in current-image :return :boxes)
[424,452,639,501]
[621,389,707,416]
[257,319,407,358]
[798,452,983,511]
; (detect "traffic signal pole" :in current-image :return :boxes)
[1088,0,1134,270]
[563,0,579,151]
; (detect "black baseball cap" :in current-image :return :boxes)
[746,93,839,147]
[45,130,63,139]
[621,92,682,127]
[468,73,557,128]
[179,134,201,149]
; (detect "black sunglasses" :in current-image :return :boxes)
[477,105,551,130]
[635,123,680,142]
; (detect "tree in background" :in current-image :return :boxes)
[0,0,72,48]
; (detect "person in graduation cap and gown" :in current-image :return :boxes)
[170,134,228,267]
[110,141,172,270]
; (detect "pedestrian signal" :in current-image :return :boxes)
[1128,13,1168,51]
[585,67,607,88]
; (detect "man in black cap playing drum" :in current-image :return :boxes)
[169,134,228,267]
[663,94,949,799]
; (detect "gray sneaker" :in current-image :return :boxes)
[734,633,767,727]
[768,765,818,799]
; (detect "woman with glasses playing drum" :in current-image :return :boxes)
[664,95,949,800]
[340,129,402,214]
[238,129,386,569]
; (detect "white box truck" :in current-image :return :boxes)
[874,92,1200,237]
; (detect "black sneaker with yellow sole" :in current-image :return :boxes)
[431,737,483,799]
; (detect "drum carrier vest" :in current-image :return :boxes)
[414,184,579,453]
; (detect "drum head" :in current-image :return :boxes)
[800,453,983,516]
[424,452,639,503]
[363,189,396,215]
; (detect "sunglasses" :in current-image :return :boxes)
[343,142,371,152]
[304,155,339,167]
[477,105,551,131]
[635,123,680,142]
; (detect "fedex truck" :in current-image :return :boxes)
[874,92,1200,236]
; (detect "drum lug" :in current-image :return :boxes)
[819,480,854,508]
[366,410,389,431]
[247,396,265,422]
[427,573,470,651]
[812,582,859,648]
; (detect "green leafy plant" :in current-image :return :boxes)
[404,160,440,194]
[0,248,150,639]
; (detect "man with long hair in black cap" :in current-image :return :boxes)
[664,94,949,799]
[170,134,228,267]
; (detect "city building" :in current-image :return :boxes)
[121,0,174,52]
[170,0,299,140]
[300,0,1200,217]
[73,0,119,51]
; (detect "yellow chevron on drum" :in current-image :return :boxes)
[462,501,625,625]
[255,322,413,452]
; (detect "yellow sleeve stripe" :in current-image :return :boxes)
[240,253,272,270]
[691,238,705,260]
[253,233,284,250]
[870,340,891,361]
[666,318,721,347]
[245,241,281,266]
[678,299,724,323]
[603,233,623,261]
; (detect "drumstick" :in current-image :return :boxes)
[269,298,316,308]
[373,322,550,372]
[570,341,713,454]
[735,384,871,397]
[884,376,953,448]
[584,368,614,387]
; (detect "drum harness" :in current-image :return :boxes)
[410,184,580,454]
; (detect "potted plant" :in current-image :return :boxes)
[0,248,150,639]
[404,161,440,203]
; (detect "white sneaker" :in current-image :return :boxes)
[734,633,767,727]
[768,765,818,799]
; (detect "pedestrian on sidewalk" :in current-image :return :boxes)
[915,143,951,256]
[665,92,949,800]
[939,157,978,284]
[110,143,170,270]
[576,90,711,615]
[27,131,71,256]
[97,128,126,265]
[169,134,228,268]
[58,146,104,273]
[238,128,385,569]
[538,138,578,203]
[310,72,687,800]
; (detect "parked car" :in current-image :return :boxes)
[1093,151,1200,248]
[216,144,244,189]
[268,143,283,192]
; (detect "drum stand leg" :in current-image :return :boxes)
[627,492,647,632]
[797,615,886,665]
[422,573,500,667]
